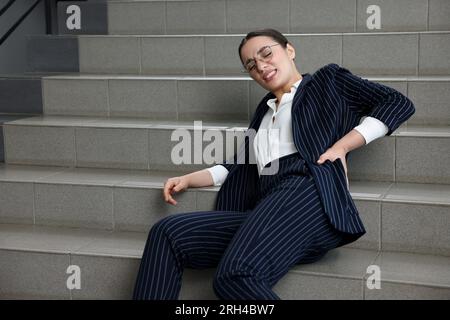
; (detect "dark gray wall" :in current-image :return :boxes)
[0,0,46,74]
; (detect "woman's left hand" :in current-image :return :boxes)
[316,146,349,189]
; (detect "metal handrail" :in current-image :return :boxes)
[0,0,16,16]
[0,0,45,46]
[0,0,91,46]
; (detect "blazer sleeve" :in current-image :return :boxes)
[332,64,415,136]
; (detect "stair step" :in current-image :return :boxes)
[0,163,449,256]
[1,114,40,163]
[55,0,450,35]
[5,0,448,301]
[1,223,449,299]
[27,32,450,76]
[2,114,244,129]
[0,76,43,115]
[37,74,450,126]
[3,116,450,184]
[4,114,449,135]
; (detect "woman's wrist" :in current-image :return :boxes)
[181,169,215,188]
[182,174,193,188]
[333,129,366,154]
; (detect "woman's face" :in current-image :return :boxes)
[240,35,297,92]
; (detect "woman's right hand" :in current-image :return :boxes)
[163,176,190,205]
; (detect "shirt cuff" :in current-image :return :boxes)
[206,165,229,186]
[354,116,389,145]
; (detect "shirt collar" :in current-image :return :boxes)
[291,78,302,89]
[266,78,303,111]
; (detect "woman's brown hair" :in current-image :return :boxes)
[238,29,290,65]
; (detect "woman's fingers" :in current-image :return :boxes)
[317,148,335,164]
[163,180,172,200]
[167,196,177,205]
[316,150,350,189]
[317,147,346,165]
[172,183,183,193]
[163,177,188,205]
[316,153,327,164]
[163,179,178,205]
[342,158,348,174]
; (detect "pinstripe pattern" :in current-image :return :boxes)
[133,152,345,300]
[216,63,415,243]
[133,63,415,300]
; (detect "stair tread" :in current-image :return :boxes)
[3,115,247,129]
[0,73,61,79]
[394,125,450,137]
[0,223,145,258]
[0,163,194,187]
[0,115,35,124]
[1,223,449,288]
[33,30,450,37]
[4,115,450,137]
[1,163,450,204]
[39,73,450,81]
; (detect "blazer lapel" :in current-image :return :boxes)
[215,73,314,213]
[248,73,312,133]
[292,73,312,112]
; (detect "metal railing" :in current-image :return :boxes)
[0,0,51,46]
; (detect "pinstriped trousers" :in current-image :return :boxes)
[132,152,345,300]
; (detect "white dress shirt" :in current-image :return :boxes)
[206,78,389,186]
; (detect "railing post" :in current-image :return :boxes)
[44,0,52,34]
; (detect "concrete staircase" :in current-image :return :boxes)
[1,0,449,299]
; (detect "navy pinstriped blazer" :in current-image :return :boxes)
[214,63,415,240]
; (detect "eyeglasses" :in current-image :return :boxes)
[241,43,281,73]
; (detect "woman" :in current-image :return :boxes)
[133,29,415,300]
